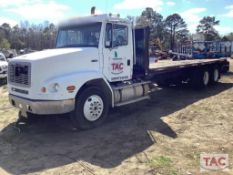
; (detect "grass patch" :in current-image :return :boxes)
[150,156,172,168]
[148,156,178,175]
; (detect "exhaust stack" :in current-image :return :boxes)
[91,6,96,15]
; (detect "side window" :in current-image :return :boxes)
[105,23,112,48]
[113,24,128,47]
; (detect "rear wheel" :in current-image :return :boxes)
[71,86,109,129]
[210,67,220,84]
[203,71,210,86]
[190,69,210,89]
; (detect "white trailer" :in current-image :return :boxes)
[8,14,230,129]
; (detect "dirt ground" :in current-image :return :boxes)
[0,59,233,175]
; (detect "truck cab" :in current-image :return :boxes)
[56,15,135,82]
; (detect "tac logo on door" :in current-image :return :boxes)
[111,62,124,74]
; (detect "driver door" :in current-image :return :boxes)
[102,23,133,82]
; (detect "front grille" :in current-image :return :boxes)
[9,62,31,87]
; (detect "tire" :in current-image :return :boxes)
[190,69,210,89]
[210,67,220,85]
[71,86,110,129]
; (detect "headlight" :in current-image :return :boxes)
[54,83,60,91]
[49,83,60,92]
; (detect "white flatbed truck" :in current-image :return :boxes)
[7,14,230,129]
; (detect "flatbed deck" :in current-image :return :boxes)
[149,58,228,72]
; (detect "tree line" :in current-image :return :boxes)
[0,7,233,52]
[134,7,233,50]
[0,21,56,51]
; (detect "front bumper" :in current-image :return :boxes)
[9,94,75,117]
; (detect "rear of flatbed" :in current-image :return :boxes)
[133,27,229,88]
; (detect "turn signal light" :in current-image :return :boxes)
[67,85,75,93]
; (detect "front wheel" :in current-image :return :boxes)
[71,86,109,129]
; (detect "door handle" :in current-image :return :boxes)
[91,59,98,62]
[127,59,130,66]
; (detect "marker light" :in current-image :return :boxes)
[41,87,47,93]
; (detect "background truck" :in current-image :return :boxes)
[170,41,230,72]
[173,41,232,59]
[0,52,8,84]
[7,14,230,129]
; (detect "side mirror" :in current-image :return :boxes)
[105,41,111,48]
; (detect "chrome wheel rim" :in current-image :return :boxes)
[83,95,104,121]
[203,71,209,86]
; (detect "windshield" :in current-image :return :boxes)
[56,22,102,48]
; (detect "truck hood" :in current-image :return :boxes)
[8,47,100,99]
[12,48,94,62]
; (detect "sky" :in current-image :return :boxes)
[0,0,233,35]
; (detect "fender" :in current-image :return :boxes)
[43,71,114,106]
